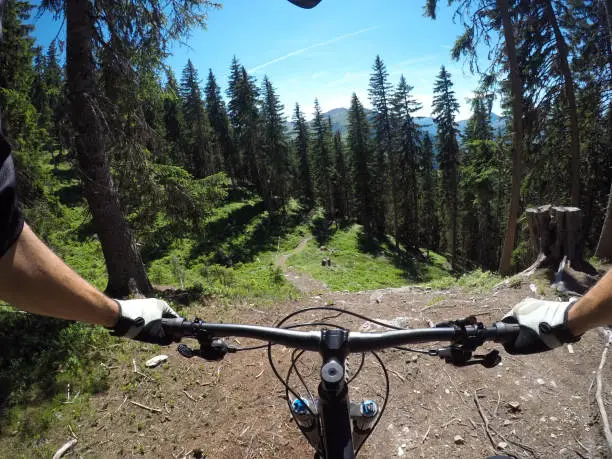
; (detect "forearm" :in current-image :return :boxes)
[0,223,119,327]
[568,269,612,335]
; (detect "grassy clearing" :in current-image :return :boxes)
[288,223,453,291]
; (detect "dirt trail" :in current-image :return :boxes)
[277,237,329,294]
[48,283,612,459]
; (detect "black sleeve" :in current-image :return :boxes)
[0,132,24,257]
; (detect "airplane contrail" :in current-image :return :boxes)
[248,26,378,73]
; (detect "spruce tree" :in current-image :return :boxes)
[205,68,237,180]
[332,131,350,220]
[311,99,334,216]
[226,58,262,191]
[180,59,211,178]
[418,133,440,253]
[432,66,460,269]
[391,75,421,249]
[261,75,289,209]
[348,93,374,235]
[293,103,314,208]
[162,70,184,165]
[368,55,393,238]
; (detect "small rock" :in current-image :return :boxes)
[536,378,546,385]
[411,355,419,363]
[497,441,508,450]
[507,401,521,412]
[549,416,558,422]
[146,355,168,368]
[375,295,383,304]
[503,420,512,426]
[397,446,405,457]
[454,435,465,445]
[567,344,574,354]
[559,448,568,455]
[539,416,547,423]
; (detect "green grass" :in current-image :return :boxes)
[288,224,453,291]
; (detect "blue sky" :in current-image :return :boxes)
[31,0,498,120]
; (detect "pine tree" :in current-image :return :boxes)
[261,75,289,209]
[368,55,393,238]
[205,68,237,180]
[292,103,314,208]
[391,75,422,249]
[432,66,460,269]
[180,59,211,178]
[311,99,334,216]
[348,93,374,235]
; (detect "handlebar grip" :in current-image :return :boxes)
[492,322,520,343]
[161,318,195,340]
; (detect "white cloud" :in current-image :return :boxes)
[248,26,379,73]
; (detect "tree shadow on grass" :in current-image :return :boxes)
[0,311,109,431]
[356,227,421,281]
[205,208,304,266]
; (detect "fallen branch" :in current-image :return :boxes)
[596,329,612,456]
[421,424,431,444]
[493,390,501,418]
[388,369,406,382]
[129,400,161,413]
[183,390,196,401]
[52,439,77,459]
[473,391,497,454]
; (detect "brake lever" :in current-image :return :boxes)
[436,347,501,368]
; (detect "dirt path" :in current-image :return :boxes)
[277,237,329,294]
[46,283,611,459]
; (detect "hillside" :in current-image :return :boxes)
[285,107,506,137]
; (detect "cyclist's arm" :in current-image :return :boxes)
[0,223,120,327]
[567,269,612,335]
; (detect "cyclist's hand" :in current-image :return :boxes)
[111,298,180,345]
[502,298,581,354]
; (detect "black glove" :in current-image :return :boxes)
[502,298,581,355]
[111,299,179,345]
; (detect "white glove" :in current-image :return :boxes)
[111,298,179,345]
[502,298,581,354]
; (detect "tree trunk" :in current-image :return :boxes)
[526,205,583,268]
[596,183,612,260]
[497,0,524,275]
[66,0,152,297]
[544,0,581,207]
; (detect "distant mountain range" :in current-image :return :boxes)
[285,107,506,138]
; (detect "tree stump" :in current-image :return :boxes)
[523,205,598,293]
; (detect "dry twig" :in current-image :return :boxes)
[473,391,497,454]
[421,424,431,444]
[129,400,162,413]
[389,369,406,382]
[183,390,196,401]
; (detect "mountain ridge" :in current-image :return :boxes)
[285,107,506,138]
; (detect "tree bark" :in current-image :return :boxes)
[596,183,612,260]
[544,0,581,207]
[66,0,152,297]
[498,0,524,275]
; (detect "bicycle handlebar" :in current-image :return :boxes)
[161,318,520,353]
